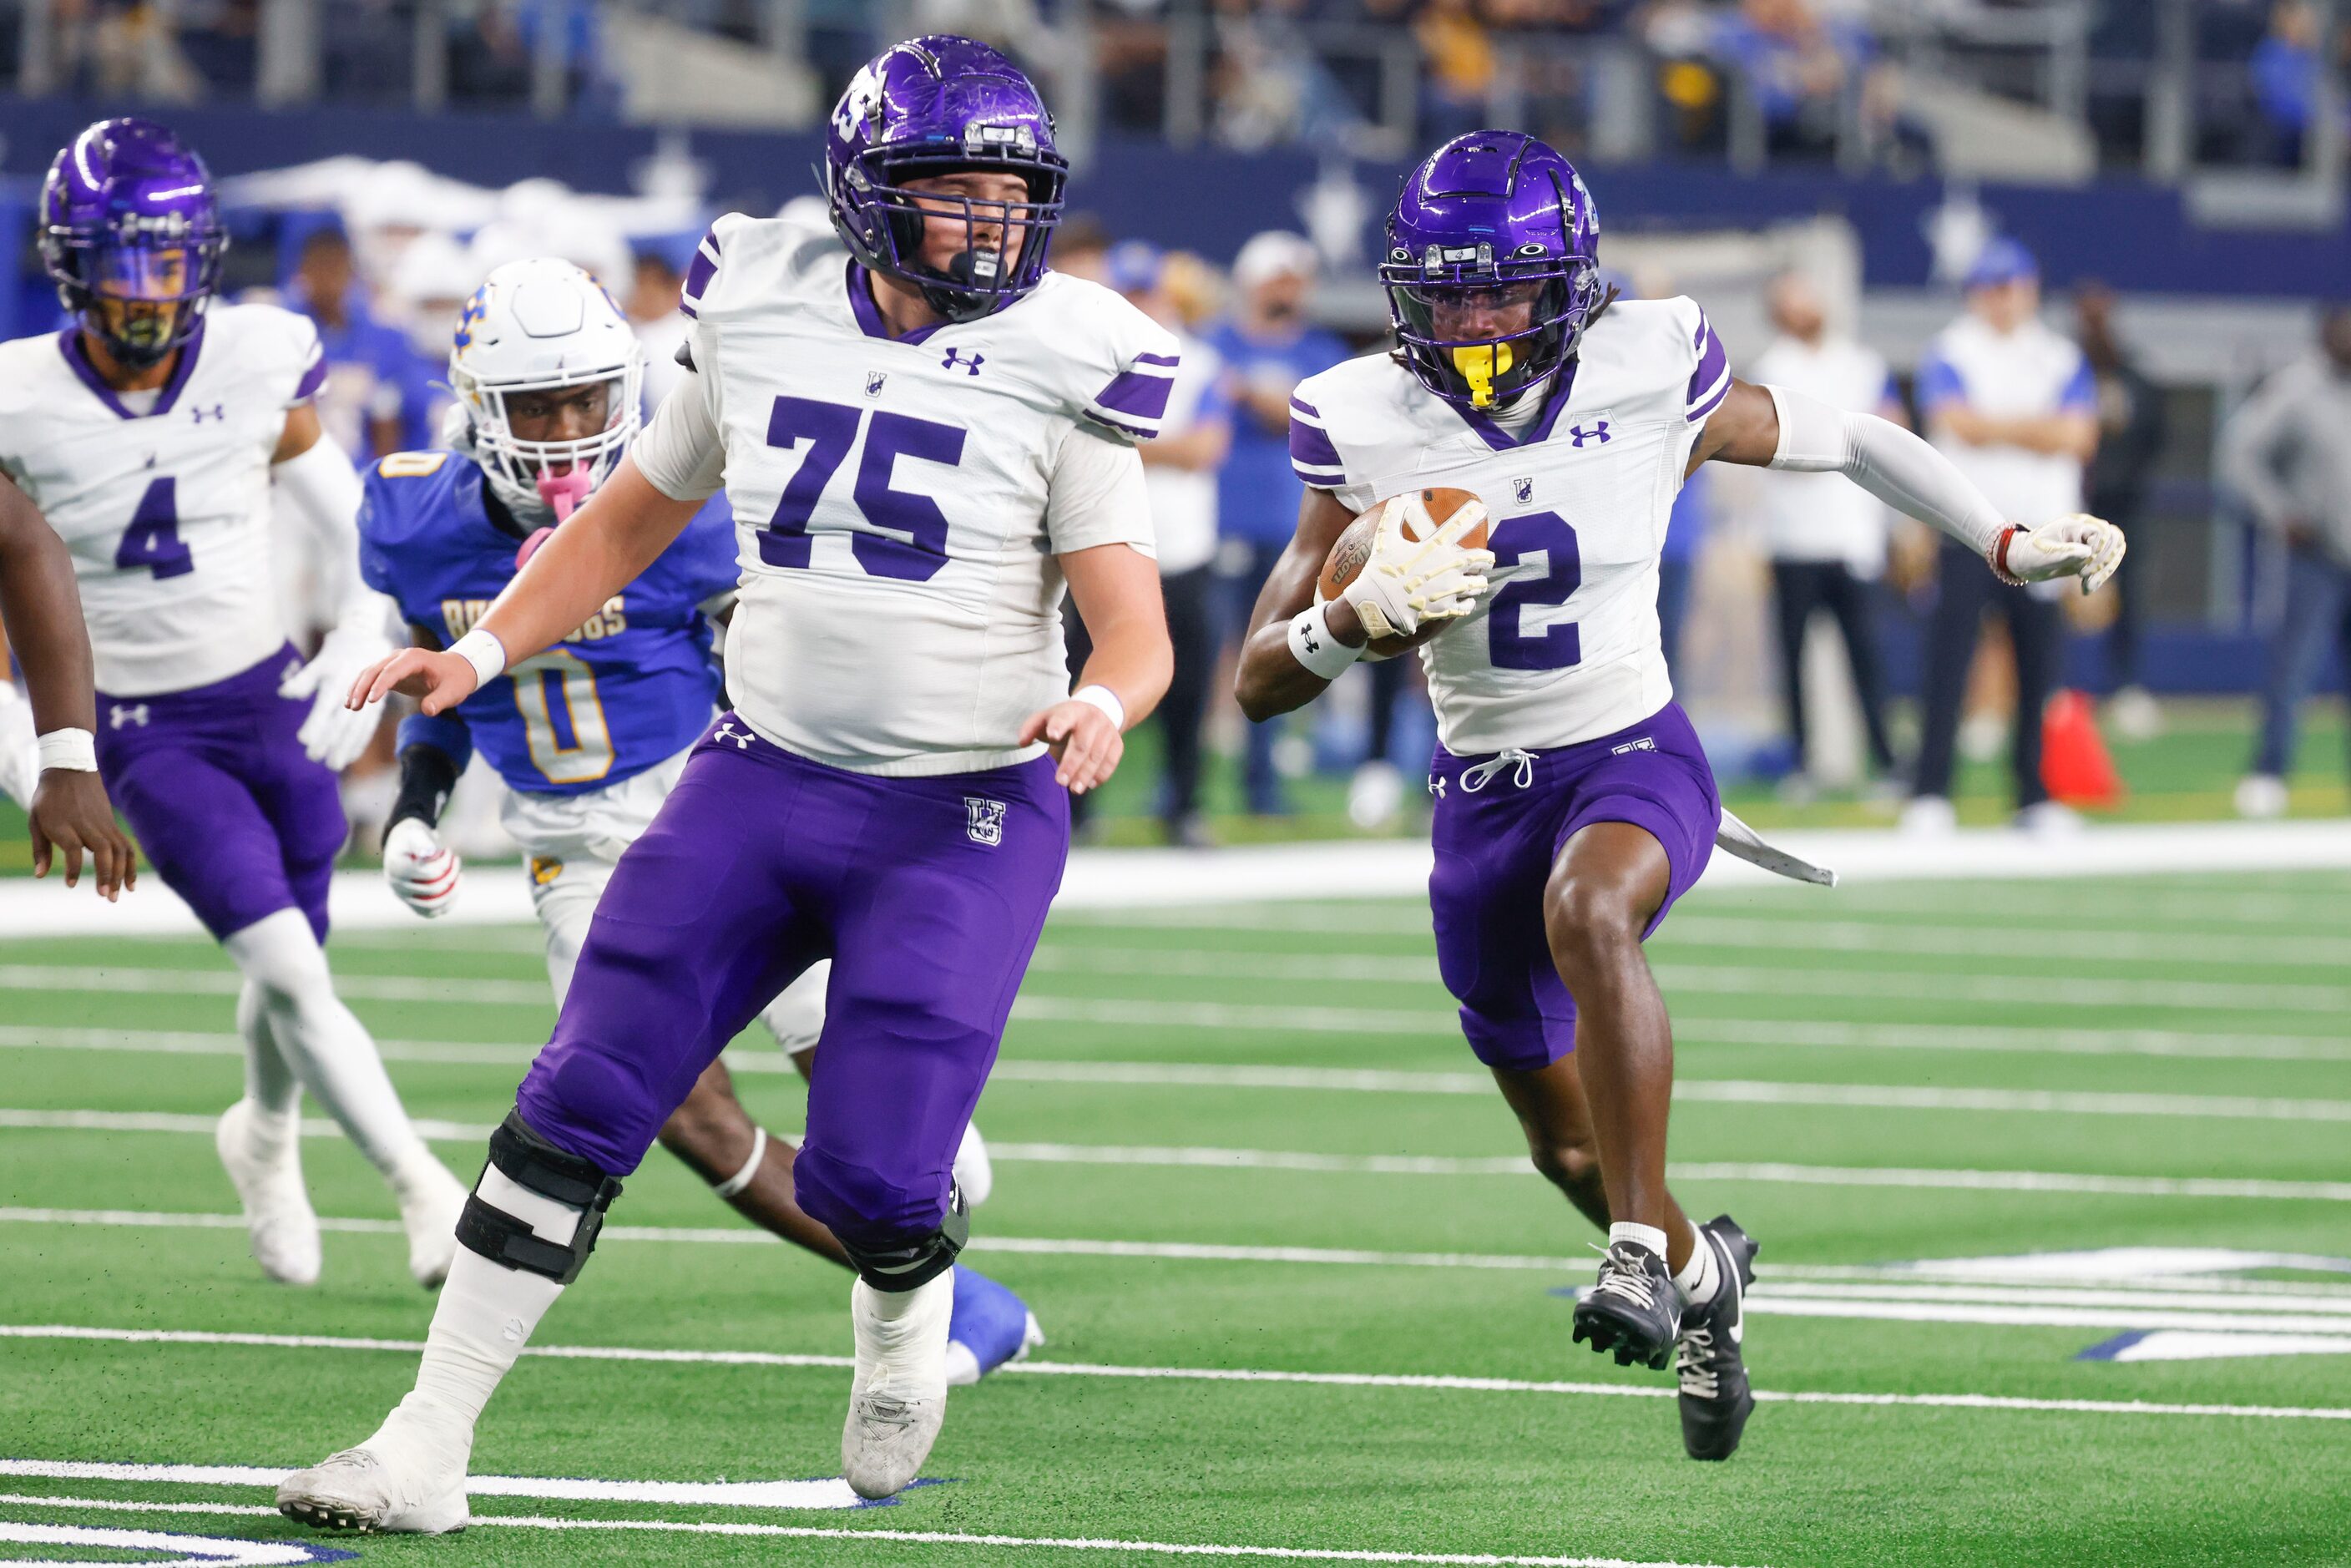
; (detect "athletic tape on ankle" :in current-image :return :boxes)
[711,1125,768,1200]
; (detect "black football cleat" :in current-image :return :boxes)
[1676,1215,1759,1461]
[1572,1241,1682,1370]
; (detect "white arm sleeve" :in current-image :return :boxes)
[1045,423,1156,557]
[634,367,728,503]
[1764,382,2007,557]
[272,435,397,633]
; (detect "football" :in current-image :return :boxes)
[1316,486,1490,659]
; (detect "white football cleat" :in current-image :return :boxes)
[397,1161,468,1290]
[276,1434,468,1535]
[842,1273,953,1500]
[2013,800,2083,837]
[215,1100,321,1287]
[2235,773,2289,820]
[953,1121,993,1209]
[1898,794,1957,837]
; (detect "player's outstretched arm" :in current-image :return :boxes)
[1020,543,1173,795]
[1234,485,1363,721]
[347,456,701,717]
[1696,378,2124,594]
[0,478,136,898]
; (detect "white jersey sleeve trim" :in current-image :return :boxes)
[634,366,726,503]
[1045,423,1155,558]
[1685,309,1732,423]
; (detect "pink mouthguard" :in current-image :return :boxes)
[518,467,596,568]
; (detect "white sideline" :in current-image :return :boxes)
[0,1459,863,1510]
[3,1326,2346,1425]
[8,819,2351,938]
[0,1494,1758,1568]
[8,1021,2351,1073]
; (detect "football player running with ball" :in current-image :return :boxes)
[280,36,1174,1529]
[0,119,468,1289]
[358,255,1039,1390]
[1236,132,2123,1461]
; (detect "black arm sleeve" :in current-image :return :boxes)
[387,742,462,836]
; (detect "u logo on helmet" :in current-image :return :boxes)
[453,287,489,351]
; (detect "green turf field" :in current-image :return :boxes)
[3,870,2350,1566]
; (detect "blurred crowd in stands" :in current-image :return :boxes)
[8,1,2344,178]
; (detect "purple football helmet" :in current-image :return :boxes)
[825,35,1068,324]
[1381,131,1604,410]
[42,118,228,370]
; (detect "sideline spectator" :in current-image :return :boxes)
[285,225,420,462]
[1907,239,2100,835]
[1750,271,1904,792]
[2075,281,2167,738]
[2222,303,2351,818]
[1210,230,1347,816]
[1108,241,1233,847]
[625,235,695,412]
[2249,0,2346,167]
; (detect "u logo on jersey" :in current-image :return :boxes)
[1568,420,1612,448]
[964,797,1007,847]
[865,371,887,397]
[941,347,984,377]
[1512,476,1534,504]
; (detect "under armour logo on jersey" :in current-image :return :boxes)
[964,797,1007,847]
[1568,421,1612,448]
[109,703,149,730]
[712,721,755,751]
[190,403,226,423]
[864,371,887,397]
[1512,476,1534,504]
[941,347,984,377]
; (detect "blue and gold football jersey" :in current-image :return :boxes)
[357,449,741,796]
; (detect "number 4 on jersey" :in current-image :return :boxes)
[116,476,193,580]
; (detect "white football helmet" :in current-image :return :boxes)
[448,256,644,520]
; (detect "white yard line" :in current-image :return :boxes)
[1654,917,2351,968]
[0,1494,1758,1568]
[3,1328,2345,1427]
[0,1459,864,1510]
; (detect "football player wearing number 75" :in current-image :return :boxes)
[1238,131,2125,1463]
[280,34,1173,1531]
[0,117,469,1291]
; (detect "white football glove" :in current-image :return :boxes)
[280,622,397,771]
[0,685,38,810]
[1994,513,2126,595]
[382,816,460,918]
[1345,498,1497,641]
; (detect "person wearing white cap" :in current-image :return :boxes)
[1907,237,2100,834]
[1209,230,1347,816]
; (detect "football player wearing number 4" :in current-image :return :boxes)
[0,118,468,1289]
[278,36,1173,1531]
[1237,131,2124,1460]
[358,255,1036,1388]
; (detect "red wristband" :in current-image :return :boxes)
[1990,525,2026,586]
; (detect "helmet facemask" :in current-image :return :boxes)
[1383,253,1600,411]
[838,146,1065,324]
[46,220,225,371]
[453,357,644,524]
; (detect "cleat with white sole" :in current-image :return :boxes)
[276,1444,468,1535]
[842,1272,952,1500]
[397,1161,468,1290]
[215,1100,320,1287]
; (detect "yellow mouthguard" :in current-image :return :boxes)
[1451,342,1514,408]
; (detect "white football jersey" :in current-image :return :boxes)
[0,302,324,696]
[1292,297,1727,755]
[647,214,1175,776]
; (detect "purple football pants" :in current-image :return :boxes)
[516,716,1069,1253]
[95,645,347,944]
[1428,702,1721,1074]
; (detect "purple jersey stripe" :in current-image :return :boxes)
[1133,352,1181,368]
[1084,410,1159,442]
[1289,414,1342,473]
[680,227,721,311]
[293,352,329,402]
[1290,396,1321,419]
[677,300,698,320]
[1685,314,1729,416]
[1688,372,1732,422]
[1093,365,1176,422]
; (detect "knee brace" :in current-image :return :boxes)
[837,1182,968,1293]
[455,1110,624,1284]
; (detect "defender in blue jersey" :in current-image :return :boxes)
[358,259,1034,1391]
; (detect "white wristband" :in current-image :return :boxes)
[36,728,97,773]
[1072,683,1126,731]
[449,628,508,688]
[1287,601,1363,680]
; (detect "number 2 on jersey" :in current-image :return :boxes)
[115,476,194,580]
[1487,510,1582,671]
[757,397,965,582]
